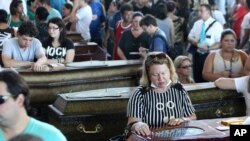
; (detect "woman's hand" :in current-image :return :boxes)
[220,71,231,77]
[168,118,185,126]
[132,121,150,136]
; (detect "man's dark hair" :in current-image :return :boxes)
[64,3,73,12]
[38,0,50,5]
[18,21,38,37]
[154,3,167,20]
[0,70,30,111]
[166,1,176,13]
[120,3,133,15]
[47,17,67,44]
[27,0,36,6]
[208,0,216,6]
[140,14,157,27]
[200,4,212,13]
[35,6,49,21]
[0,9,8,23]
[10,0,23,15]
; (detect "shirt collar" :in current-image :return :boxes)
[203,17,215,25]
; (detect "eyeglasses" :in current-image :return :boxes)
[0,95,11,105]
[148,53,167,59]
[47,27,59,31]
[180,65,192,69]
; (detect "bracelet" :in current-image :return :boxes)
[123,121,139,139]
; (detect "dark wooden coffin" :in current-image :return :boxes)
[18,60,141,105]
[66,32,84,42]
[73,42,108,61]
[48,83,246,141]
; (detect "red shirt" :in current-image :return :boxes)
[232,5,248,40]
[113,20,131,60]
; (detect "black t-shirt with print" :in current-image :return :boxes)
[42,38,74,59]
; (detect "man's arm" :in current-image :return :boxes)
[2,54,33,68]
[69,0,80,23]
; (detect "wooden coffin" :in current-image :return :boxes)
[48,83,246,141]
[18,60,141,105]
[66,32,84,42]
[73,42,108,61]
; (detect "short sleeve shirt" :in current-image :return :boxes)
[2,38,45,62]
[235,76,250,115]
[42,39,74,59]
[0,118,66,141]
[76,5,93,40]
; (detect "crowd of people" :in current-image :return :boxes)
[1,0,250,140]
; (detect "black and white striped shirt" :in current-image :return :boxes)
[127,84,195,128]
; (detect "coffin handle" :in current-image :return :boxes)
[215,107,234,117]
[77,124,103,134]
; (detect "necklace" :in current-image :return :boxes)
[222,51,234,78]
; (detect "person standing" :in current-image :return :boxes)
[68,0,93,41]
[140,14,169,54]
[188,4,223,82]
[87,0,106,47]
[117,12,151,60]
[113,3,133,60]
[37,0,62,20]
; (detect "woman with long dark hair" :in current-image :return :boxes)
[42,17,75,63]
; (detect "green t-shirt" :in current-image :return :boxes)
[0,118,67,141]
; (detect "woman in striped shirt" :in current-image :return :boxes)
[126,52,197,136]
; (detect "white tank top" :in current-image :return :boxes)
[213,50,243,74]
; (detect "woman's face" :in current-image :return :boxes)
[149,64,171,89]
[47,23,60,39]
[132,16,142,30]
[176,60,192,76]
[221,34,236,52]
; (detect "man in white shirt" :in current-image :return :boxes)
[215,76,250,116]
[68,0,93,41]
[188,4,223,82]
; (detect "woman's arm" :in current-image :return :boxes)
[128,117,150,136]
[64,49,75,63]
[214,77,236,90]
[117,47,127,60]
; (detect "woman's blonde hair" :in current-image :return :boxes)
[140,52,178,88]
[174,55,194,83]
[174,55,192,69]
